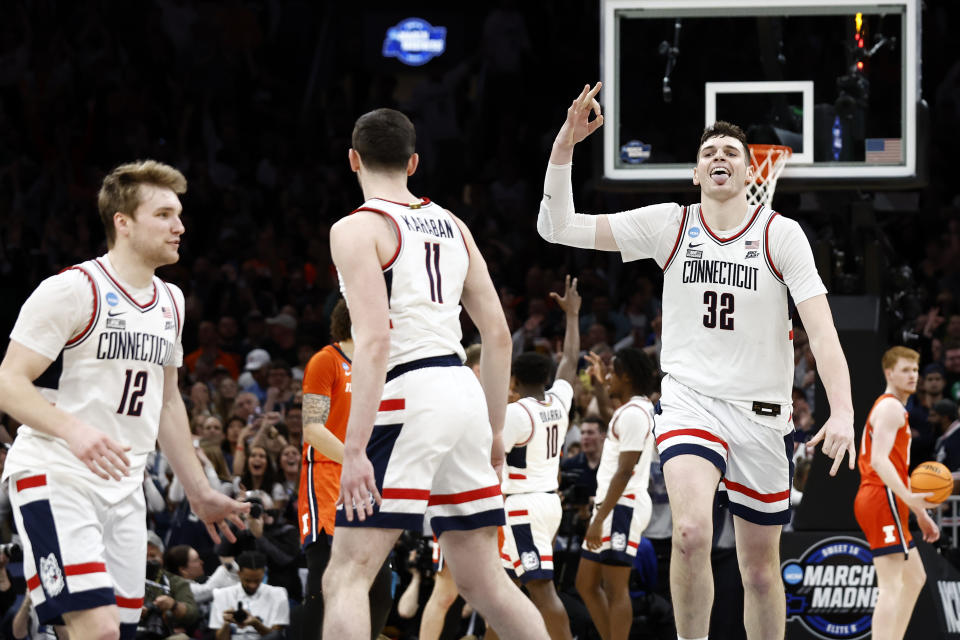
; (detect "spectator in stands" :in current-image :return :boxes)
[283,404,303,445]
[933,399,960,477]
[580,295,630,343]
[242,312,270,356]
[143,531,200,638]
[209,551,289,640]
[945,342,960,402]
[165,543,240,630]
[908,364,947,466]
[264,314,299,365]
[189,381,216,422]
[240,350,272,405]
[233,392,261,424]
[218,316,244,361]
[560,415,605,510]
[216,377,240,422]
[186,321,241,380]
[223,416,246,471]
[263,360,296,414]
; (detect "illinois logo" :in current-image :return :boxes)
[782,536,876,639]
[39,553,65,597]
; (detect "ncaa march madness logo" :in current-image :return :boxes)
[782,536,876,640]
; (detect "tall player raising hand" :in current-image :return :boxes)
[538,83,855,640]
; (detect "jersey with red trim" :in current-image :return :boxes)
[297,343,351,542]
[595,396,655,507]
[4,257,184,498]
[341,197,468,369]
[501,379,574,494]
[609,203,826,430]
[858,393,911,488]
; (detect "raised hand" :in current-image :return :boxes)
[550,275,581,317]
[554,83,604,154]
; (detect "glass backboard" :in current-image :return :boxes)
[601,0,920,189]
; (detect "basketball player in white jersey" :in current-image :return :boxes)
[537,83,856,640]
[575,348,657,640]
[488,275,580,640]
[0,161,248,640]
[321,108,549,640]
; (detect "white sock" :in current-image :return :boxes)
[678,636,708,640]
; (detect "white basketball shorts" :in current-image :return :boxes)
[654,374,795,525]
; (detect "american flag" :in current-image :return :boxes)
[865,138,902,164]
[744,240,760,250]
[162,306,172,319]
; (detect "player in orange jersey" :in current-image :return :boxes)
[854,346,939,640]
[297,299,391,640]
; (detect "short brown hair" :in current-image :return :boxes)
[98,160,187,247]
[699,121,751,165]
[881,346,920,371]
[330,298,352,343]
[351,108,416,172]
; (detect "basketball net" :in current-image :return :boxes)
[746,144,792,209]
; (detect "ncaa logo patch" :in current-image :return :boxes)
[39,553,65,597]
[611,532,627,552]
[105,292,120,307]
[688,227,700,238]
[521,551,540,571]
[782,536,875,640]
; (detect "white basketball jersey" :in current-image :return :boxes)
[661,204,793,408]
[595,396,655,509]
[502,380,574,494]
[5,258,184,496]
[345,198,468,369]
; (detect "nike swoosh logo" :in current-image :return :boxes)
[543,193,551,200]
[688,242,704,248]
[107,309,126,317]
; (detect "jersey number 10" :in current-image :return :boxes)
[545,423,559,458]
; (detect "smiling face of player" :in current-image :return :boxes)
[121,184,185,268]
[692,135,753,201]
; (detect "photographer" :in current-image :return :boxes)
[139,532,199,640]
[216,492,303,601]
[209,551,288,640]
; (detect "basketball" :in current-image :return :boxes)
[910,461,954,505]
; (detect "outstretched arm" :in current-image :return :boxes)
[798,295,856,476]
[551,275,581,386]
[539,83,619,251]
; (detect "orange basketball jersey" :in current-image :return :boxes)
[298,343,351,545]
[858,393,911,488]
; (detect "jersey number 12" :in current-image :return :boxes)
[117,369,148,416]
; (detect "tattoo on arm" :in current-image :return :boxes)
[303,393,331,426]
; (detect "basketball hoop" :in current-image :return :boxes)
[746,144,792,209]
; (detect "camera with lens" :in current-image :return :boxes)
[395,531,434,579]
[0,542,22,562]
[234,601,249,625]
[246,497,263,519]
